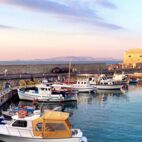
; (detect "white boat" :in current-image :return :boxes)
[51,83,73,92]
[113,73,128,82]
[112,73,128,84]
[17,84,77,102]
[97,89,125,96]
[95,77,123,90]
[0,110,87,142]
[72,79,95,93]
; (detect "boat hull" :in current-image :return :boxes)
[73,87,95,93]
[96,85,123,90]
[18,90,77,102]
[0,134,83,142]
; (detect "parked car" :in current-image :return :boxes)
[51,67,74,73]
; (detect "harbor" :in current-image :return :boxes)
[0,83,142,142]
[0,57,141,142]
[0,65,141,142]
[1,1,142,141]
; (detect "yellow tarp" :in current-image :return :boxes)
[32,111,71,138]
[42,111,69,121]
[32,117,43,137]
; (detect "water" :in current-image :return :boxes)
[1,84,142,142]
[0,60,121,65]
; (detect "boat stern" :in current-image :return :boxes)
[72,129,87,142]
[80,136,88,142]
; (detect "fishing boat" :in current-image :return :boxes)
[2,104,63,120]
[97,89,125,96]
[112,73,128,84]
[128,78,138,84]
[72,79,95,93]
[51,83,73,93]
[2,105,35,120]
[95,77,123,90]
[17,84,77,102]
[0,110,87,142]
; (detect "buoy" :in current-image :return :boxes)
[18,109,28,118]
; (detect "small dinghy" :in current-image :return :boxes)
[2,104,63,120]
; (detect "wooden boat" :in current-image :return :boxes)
[0,110,87,142]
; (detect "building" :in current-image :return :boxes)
[123,49,142,67]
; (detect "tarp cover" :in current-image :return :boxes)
[42,111,69,121]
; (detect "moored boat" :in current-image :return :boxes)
[95,77,123,90]
[112,73,128,84]
[96,84,123,90]
[128,78,138,84]
[0,110,87,142]
[72,79,95,93]
[17,84,77,102]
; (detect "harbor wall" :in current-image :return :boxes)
[0,63,106,75]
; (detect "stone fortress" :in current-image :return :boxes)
[123,49,142,67]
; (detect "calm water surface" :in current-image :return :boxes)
[1,85,142,142]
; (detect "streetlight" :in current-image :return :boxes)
[4,69,7,77]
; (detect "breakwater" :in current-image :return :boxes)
[0,63,106,80]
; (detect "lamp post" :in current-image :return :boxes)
[4,69,7,77]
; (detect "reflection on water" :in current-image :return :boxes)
[77,89,128,107]
[1,85,142,142]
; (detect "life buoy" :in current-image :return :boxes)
[18,109,28,118]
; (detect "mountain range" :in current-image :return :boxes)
[35,56,121,62]
[0,56,122,65]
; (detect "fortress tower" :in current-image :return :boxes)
[123,49,142,67]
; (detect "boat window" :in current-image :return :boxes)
[65,120,72,129]
[84,82,86,84]
[45,123,66,131]
[89,78,92,81]
[81,82,83,84]
[41,88,45,91]
[35,123,43,131]
[12,120,27,127]
[77,82,80,84]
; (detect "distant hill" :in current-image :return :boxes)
[0,56,122,65]
[36,56,121,62]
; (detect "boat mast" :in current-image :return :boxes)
[68,61,71,84]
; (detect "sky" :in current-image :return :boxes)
[0,0,142,60]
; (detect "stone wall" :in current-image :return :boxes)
[0,63,106,75]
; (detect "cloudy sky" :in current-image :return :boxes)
[0,0,142,60]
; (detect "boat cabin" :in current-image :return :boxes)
[52,84,72,92]
[32,111,72,138]
[75,80,91,87]
[22,84,52,95]
[99,77,115,85]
